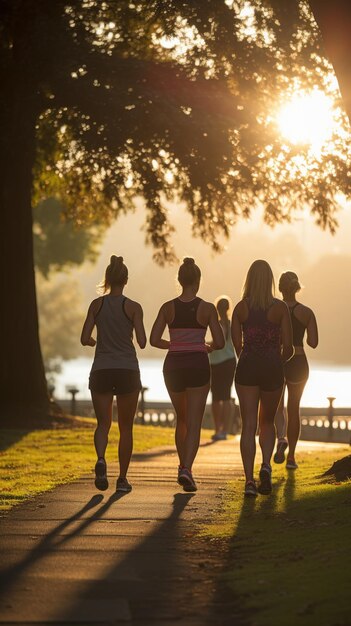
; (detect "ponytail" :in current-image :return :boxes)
[97,255,128,293]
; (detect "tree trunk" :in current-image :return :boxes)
[0,84,49,427]
[309,0,351,124]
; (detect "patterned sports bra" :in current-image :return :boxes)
[241,300,281,359]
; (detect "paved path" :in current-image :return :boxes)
[0,437,244,625]
[0,438,344,625]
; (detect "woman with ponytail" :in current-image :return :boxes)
[274,271,318,470]
[150,257,224,492]
[81,255,146,493]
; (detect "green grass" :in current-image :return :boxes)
[202,448,351,626]
[0,423,182,512]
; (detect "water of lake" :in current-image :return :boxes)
[53,357,351,408]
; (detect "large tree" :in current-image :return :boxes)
[1,0,350,425]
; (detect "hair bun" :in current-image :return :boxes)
[110,255,123,265]
[183,257,195,265]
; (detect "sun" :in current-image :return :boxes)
[277,90,335,152]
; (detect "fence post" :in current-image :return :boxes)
[67,387,79,416]
[327,396,335,441]
[137,386,148,424]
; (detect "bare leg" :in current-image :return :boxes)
[235,384,260,482]
[259,387,283,466]
[222,399,232,433]
[168,390,187,466]
[116,390,140,479]
[91,391,114,459]
[181,383,210,470]
[274,385,287,441]
[212,400,224,434]
[286,380,306,461]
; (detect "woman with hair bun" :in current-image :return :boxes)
[150,257,224,492]
[274,271,318,470]
[232,260,293,497]
[81,255,146,493]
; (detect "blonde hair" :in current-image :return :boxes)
[242,260,275,310]
[98,255,128,293]
[279,271,301,295]
[178,257,201,287]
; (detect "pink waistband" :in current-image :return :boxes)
[169,327,207,353]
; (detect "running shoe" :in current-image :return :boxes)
[211,433,227,441]
[116,477,133,492]
[94,458,108,491]
[286,459,298,470]
[178,467,197,492]
[273,439,288,464]
[244,481,258,497]
[258,464,272,495]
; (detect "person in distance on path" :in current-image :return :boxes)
[209,296,236,441]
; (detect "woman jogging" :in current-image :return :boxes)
[81,255,146,493]
[209,296,236,441]
[274,271,318,469]
[150,257,224,492]
[232,260,293,497]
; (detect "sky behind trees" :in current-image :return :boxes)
[68,196,351,366]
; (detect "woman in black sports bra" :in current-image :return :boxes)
[150,257,224,492]
[274,272,318,470]
[232,260,293,497]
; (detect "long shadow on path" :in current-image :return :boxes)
[0,485,203,624]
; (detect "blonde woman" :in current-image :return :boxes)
[81,256,146,493]
[209,296,236,441]
[274,271,318,469]
[232,260,293,497]
[150,257,224,492]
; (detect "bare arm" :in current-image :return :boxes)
[231,304,243,358]
[207,304,225,351]
[80,300,101,347]
[132,303,147,349]
[306,310,318,348]
[280,303,294,362]
[149,305,170,350]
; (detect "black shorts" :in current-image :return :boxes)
[89,368,141,394]
[235,354,284,392]
[211,358,236,401]
[163,352,210,393]
[284,354,309,384]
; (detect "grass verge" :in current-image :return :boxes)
[0,423,190,512]
[202,447,351,626]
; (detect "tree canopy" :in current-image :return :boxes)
[6,0,349,263]
[1,0,350,423]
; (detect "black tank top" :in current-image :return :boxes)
[169,297,206,329]
[289,304,306,347]
[168,297,207,353]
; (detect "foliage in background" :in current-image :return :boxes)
[36,273,85,379]
[25,0,350,263]
[2,0,351,422]
[33,197,104,277]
